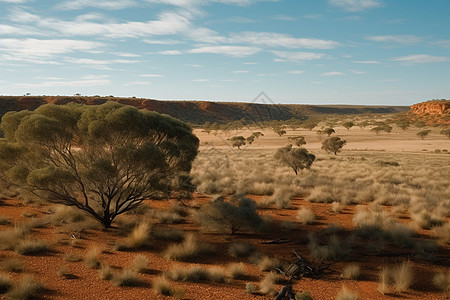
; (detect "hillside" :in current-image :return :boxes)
[0,96,409,125]
[409,99,450,125]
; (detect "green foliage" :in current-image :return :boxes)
[342,121,354,130]
[370,125,392,135]
[0,102,199,228]
[440,128,450,138]
[274,144,315,175]
[322,137,346,155]
[194,195,265,234]
[230,136,246,149]
[416,129,431,139]
[287,136,306,147]
[323,128,335,136]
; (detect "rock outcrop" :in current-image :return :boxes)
[409,100,450,125]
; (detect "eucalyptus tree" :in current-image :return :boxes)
[0,102,199,228]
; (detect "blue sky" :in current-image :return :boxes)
[0,0,449,105]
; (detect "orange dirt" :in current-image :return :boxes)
[0,194,448,300]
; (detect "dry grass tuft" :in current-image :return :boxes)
[228,243,254,258]
[6,275,45,300]
[245,282,257,294]
[153,276,184,298]
[227,263,246,279]
[114,222,151,251]
[297,207,315,225]
[341,264,361,280]
[164,233,214,261]
[432,271,450,297]
[84,247,101,269]
[391,261,413,293]
[1,259,25,273]
[98,264,114,281]
[0,273,12,294]
[111,269,145,287]
[131,254,149,273]
[14,239,50,255]
[335,286,360,300]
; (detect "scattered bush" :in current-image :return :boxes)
[0,216,11,225]
[131,254,149,273]
[64,252,82,262]
[114,222,151,251]
[152,228,184,241]
[259,272,278,296]
[377,266,390,294]
[57,266,76,280]
[84,247,101,269]
[297,207,315,225]
[228,243,254,258]
[375,160,399,167]
[227,263,246,279]
[6,276,45,300]
[112,269,144,287]
[245,282,257,294]
[194,195,265,235]
[295,291,313,300]
[258,256,283,272]
[153,276,184,298]
[335,286,360,300]
[0,273,12,294]
[14,239,50,255]
[341,264,361,280]
[1,259,25,273]
[167,265,225,283]
[164,233,214,261]
[391,261,413,293]
[98,264,114,281]
[433,222,450,244]
[432,271,450,297]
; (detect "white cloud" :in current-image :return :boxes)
[233,70,249,73]
[435,40,450,49]
[1,0,28,3]
[354,60,379,64]
[142,0,279,7]
[230,32,339,49]
[140,74,164,77]
[287,70,304,74]
[366,35,422,45]
[320,71,344,76]
[143,39,182,45]
[57,0,137,10]
[16,79,111,88]
[272,51,325,62]
[329,0,383,12]
[158,50,183,55]
[273,15,296,21]
[0,39,105,61]
[192,78,209,82]
[124,81,151,85]
[189,45,261,57]
[393,54,448,64]
[0,24,43,36]
[112,52,141,57]
[349,69,366,74]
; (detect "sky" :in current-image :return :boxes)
[0,0,449,106]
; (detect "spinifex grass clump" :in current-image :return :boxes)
[164,233,214,261]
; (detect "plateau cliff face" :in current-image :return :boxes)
[410,100,449,116]
[409,100,450,125]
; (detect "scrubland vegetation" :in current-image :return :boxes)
[0,106,448,299]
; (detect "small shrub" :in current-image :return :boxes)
[6,275,44,300]
[15,239,50,255]
[335,286,360,300]
[167,266,209,282]
[112,269,144,287]
[1,259,25,273]
[433,222,450,244]
[0,216,11,225]
[114,222,151,251]
[432,271,450,297]
[391,261,413,293]
[0,273,12,294]
[377,266,390,294]
[228,243,254,258]
[375,161,399,167]
[227,263,246,279]
[258,256,283,272]
[295,291,313,300]
[57,266,76,279]
[153,276,184,297]
[64,252,82,262]
[84,247,101,269]
[412,210,443,229]
[245,282,257,294]
[146,209,183,224]
[131,254,148,273]
[331,202,344,213]
[98,264,113,281]
[207,267,226,283]
[341,264,361,280]
[164,233,214,261]
[259,272,278,296]
[297,207,315,225]
[152,228,184,241]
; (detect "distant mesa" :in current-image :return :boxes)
[409,99,450,125]
[0,95,409,125]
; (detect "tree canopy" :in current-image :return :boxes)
[0,102,199,228]
[274,144,315,175]
[321,136,346,155]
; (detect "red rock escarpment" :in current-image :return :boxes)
[410,100,449,116]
